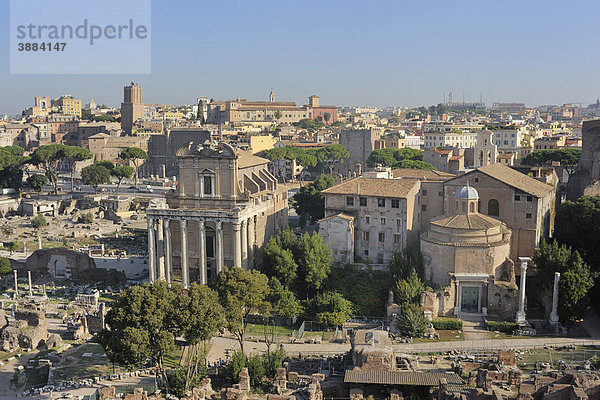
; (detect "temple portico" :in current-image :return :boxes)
[146,141,288,287]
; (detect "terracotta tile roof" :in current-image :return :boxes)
[430,213,502,230]
[322,177,419,198]
[391,168,454,180]
[434,148,453,155]
[236,151,269,169]
[475,163,555,197]
[449,155,463,161]
[319,213,355,222]
[344,370,463,386]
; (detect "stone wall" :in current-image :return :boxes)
[486,280,519,321]
[10,248,126,284]
[421,285,456,317]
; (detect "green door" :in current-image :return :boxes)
[461,286,479,313]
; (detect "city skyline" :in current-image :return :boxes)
[2,0,600,115]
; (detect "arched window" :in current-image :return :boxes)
[488,199,499,217]
[469,202,474,212]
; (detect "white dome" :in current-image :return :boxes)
[455,185,479,200]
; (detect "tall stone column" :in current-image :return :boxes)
[198,219,207,285]
[215,221,223,275]
[233,222,242,268]
[516,257,531,324]
[157,218,165,280]
[28,271,32,297]
[164,220,172,284]
[180,219,189,289]
[13,270,18,299]
[550,272,561,325]
[247,217,255,269]
[147,218,156,283]
[241,220,248,269]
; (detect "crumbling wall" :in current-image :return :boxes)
[486,280,519,321]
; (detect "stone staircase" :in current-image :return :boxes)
[459,313,490,340]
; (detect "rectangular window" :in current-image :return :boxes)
[526,212,532,219]
[381,218,386,225]
[346,196,354,206]
[527,195,533,202]
[378,232,385,243]
[422,189,427,196]
[364,250,369,256]
[363,231,370,241]
[391,199,400,208]
[397,219,402,227]
[203,176,212,195]
[359,197,367,206]
[365,216,370,224]
[394,234,402,244]
[474,178,479,183]
[378,198,386,207]
[439,191,443,197]
[514,195,521,201]
[422,204,427,211]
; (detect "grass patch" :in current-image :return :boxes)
[246,323,297,338]
[413,330,464,342]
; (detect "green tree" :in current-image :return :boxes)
[396,304,428,338]
[0,257,11,275]
[30,144,66,193]
[27,174,47,193]
[6,241,18,255]
[291,174,337,223]
[366,148,426,169]
[247,354,266,388]
[533,240,596,322]
[298,232,333,296]
[94,160,115,171]
[274,110,282,121]
[213,267,271,355]
[394,270,425,306]
[554,196,600,270]
[0,146,27,191]
[61,146,92,192]
[310,291,353,327]
[323,112,331,123]
[262,229,333,299]
[81,164,111,193]
[389,247,423,281]
[314,144,349,174]
[179,283,224,391]
[31,215,47,230]
[99,281,185,392]
[119,147,148,185]
[268,277,303,318]
[111,165,135,195]
[522,148,581,177]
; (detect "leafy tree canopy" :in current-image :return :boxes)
[309,291,353,327]
[522,148,581,175]
[212,267,270,355]
[533,240,597,322]
[81,164,111,192]
[31,214,47,229]
[291,174,337,223]
[27,174,47,193]
[0,257,11,275]
[366,148,429,169]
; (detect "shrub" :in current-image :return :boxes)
[397,304,428,338]
[31,215,48,229]
[432,318,463,330]
[247,353,266,388]
[78,212,94,224]
[229,350,246,382]
[485,320,519,333]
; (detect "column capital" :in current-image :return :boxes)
[241,219,247,228]
[233,222,241,231]
[164,219,170,228]
[216,221,223,231]
[198,219,205,230]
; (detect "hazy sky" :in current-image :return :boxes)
[2,0,600,116]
